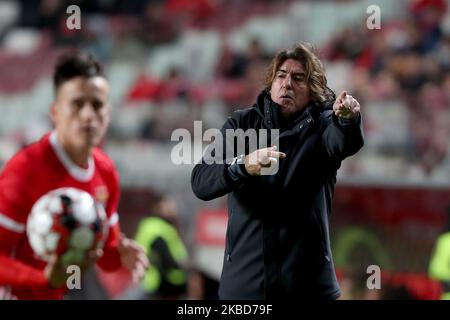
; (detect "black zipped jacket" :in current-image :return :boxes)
[191,92,364,299]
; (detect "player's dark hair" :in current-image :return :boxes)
[53,51,105,93]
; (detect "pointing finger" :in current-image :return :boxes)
[337,91,347,103]
[267,151,286,158]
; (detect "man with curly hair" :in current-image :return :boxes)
[192,42,364,299]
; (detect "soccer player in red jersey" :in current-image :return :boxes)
[0,51,149,299]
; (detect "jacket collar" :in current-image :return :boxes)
[255,91,323,129]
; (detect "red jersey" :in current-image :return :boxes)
[0,131,123,299]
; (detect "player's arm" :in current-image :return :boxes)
[96,166,122,272]
[0,240,47,286]
[0,156,53,287]
[191,112,253,200]
[97,212,148,284]
[0,249,69,288]
[96,165,148,282]
[0,199,58,287]
[322,91,364,162]
[96,213,122,271]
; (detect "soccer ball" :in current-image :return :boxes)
[26,188,108,265]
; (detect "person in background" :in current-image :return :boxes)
[134,194,188,299]
[191,41,364,299]
[428,205,450,300]
[0,51,149,299]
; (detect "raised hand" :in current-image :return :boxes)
[333,91,360,119]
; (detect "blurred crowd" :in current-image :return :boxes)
[325,0,450,179]
[1,0,450,300]
[0,0,449,181]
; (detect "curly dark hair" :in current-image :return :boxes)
[264,42,335,106]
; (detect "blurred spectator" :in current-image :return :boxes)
[139,0,180,46]
[37,0,63,30]
[409,0,447,52]
[428,206,450,299]
[217,44,250,79]
[134,194,189,299]
[431,35,450,72]
[128,67,189,103]
[186,268,219,300]
[159,67,190,101]
[38,0,82,46]
[410,84,449,175]
[217,38,269,79]
[166,0,217,28]
[387,51,425,92]
[442,72,450,104]
[340,268,417,300]
[80,15,113,61]
[339,268,381,300]
[327,27,368,62]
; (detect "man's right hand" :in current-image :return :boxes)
[44,249,103,288]
[244,146,286,176]
[44,254,71,288]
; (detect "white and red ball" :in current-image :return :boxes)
[26,188,108,263]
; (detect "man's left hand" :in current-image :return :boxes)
[333,91,360,119]
[117,236,150,284]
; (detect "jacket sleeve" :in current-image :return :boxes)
[321,110,364,163]
[191,112,247,201]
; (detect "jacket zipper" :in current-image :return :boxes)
[226,209,234,262]
[278,116,314,140]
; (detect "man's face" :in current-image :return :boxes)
[159,199,178,221]
[270,59,311,118]
[51,76,110,151]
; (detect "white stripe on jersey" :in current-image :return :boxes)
[0,212,25,233]
[49,131,95,182]
[0,286,17,300]
[109,212,119,226]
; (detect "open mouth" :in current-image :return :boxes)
[81,127,97,136]
[280,95,293,100]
